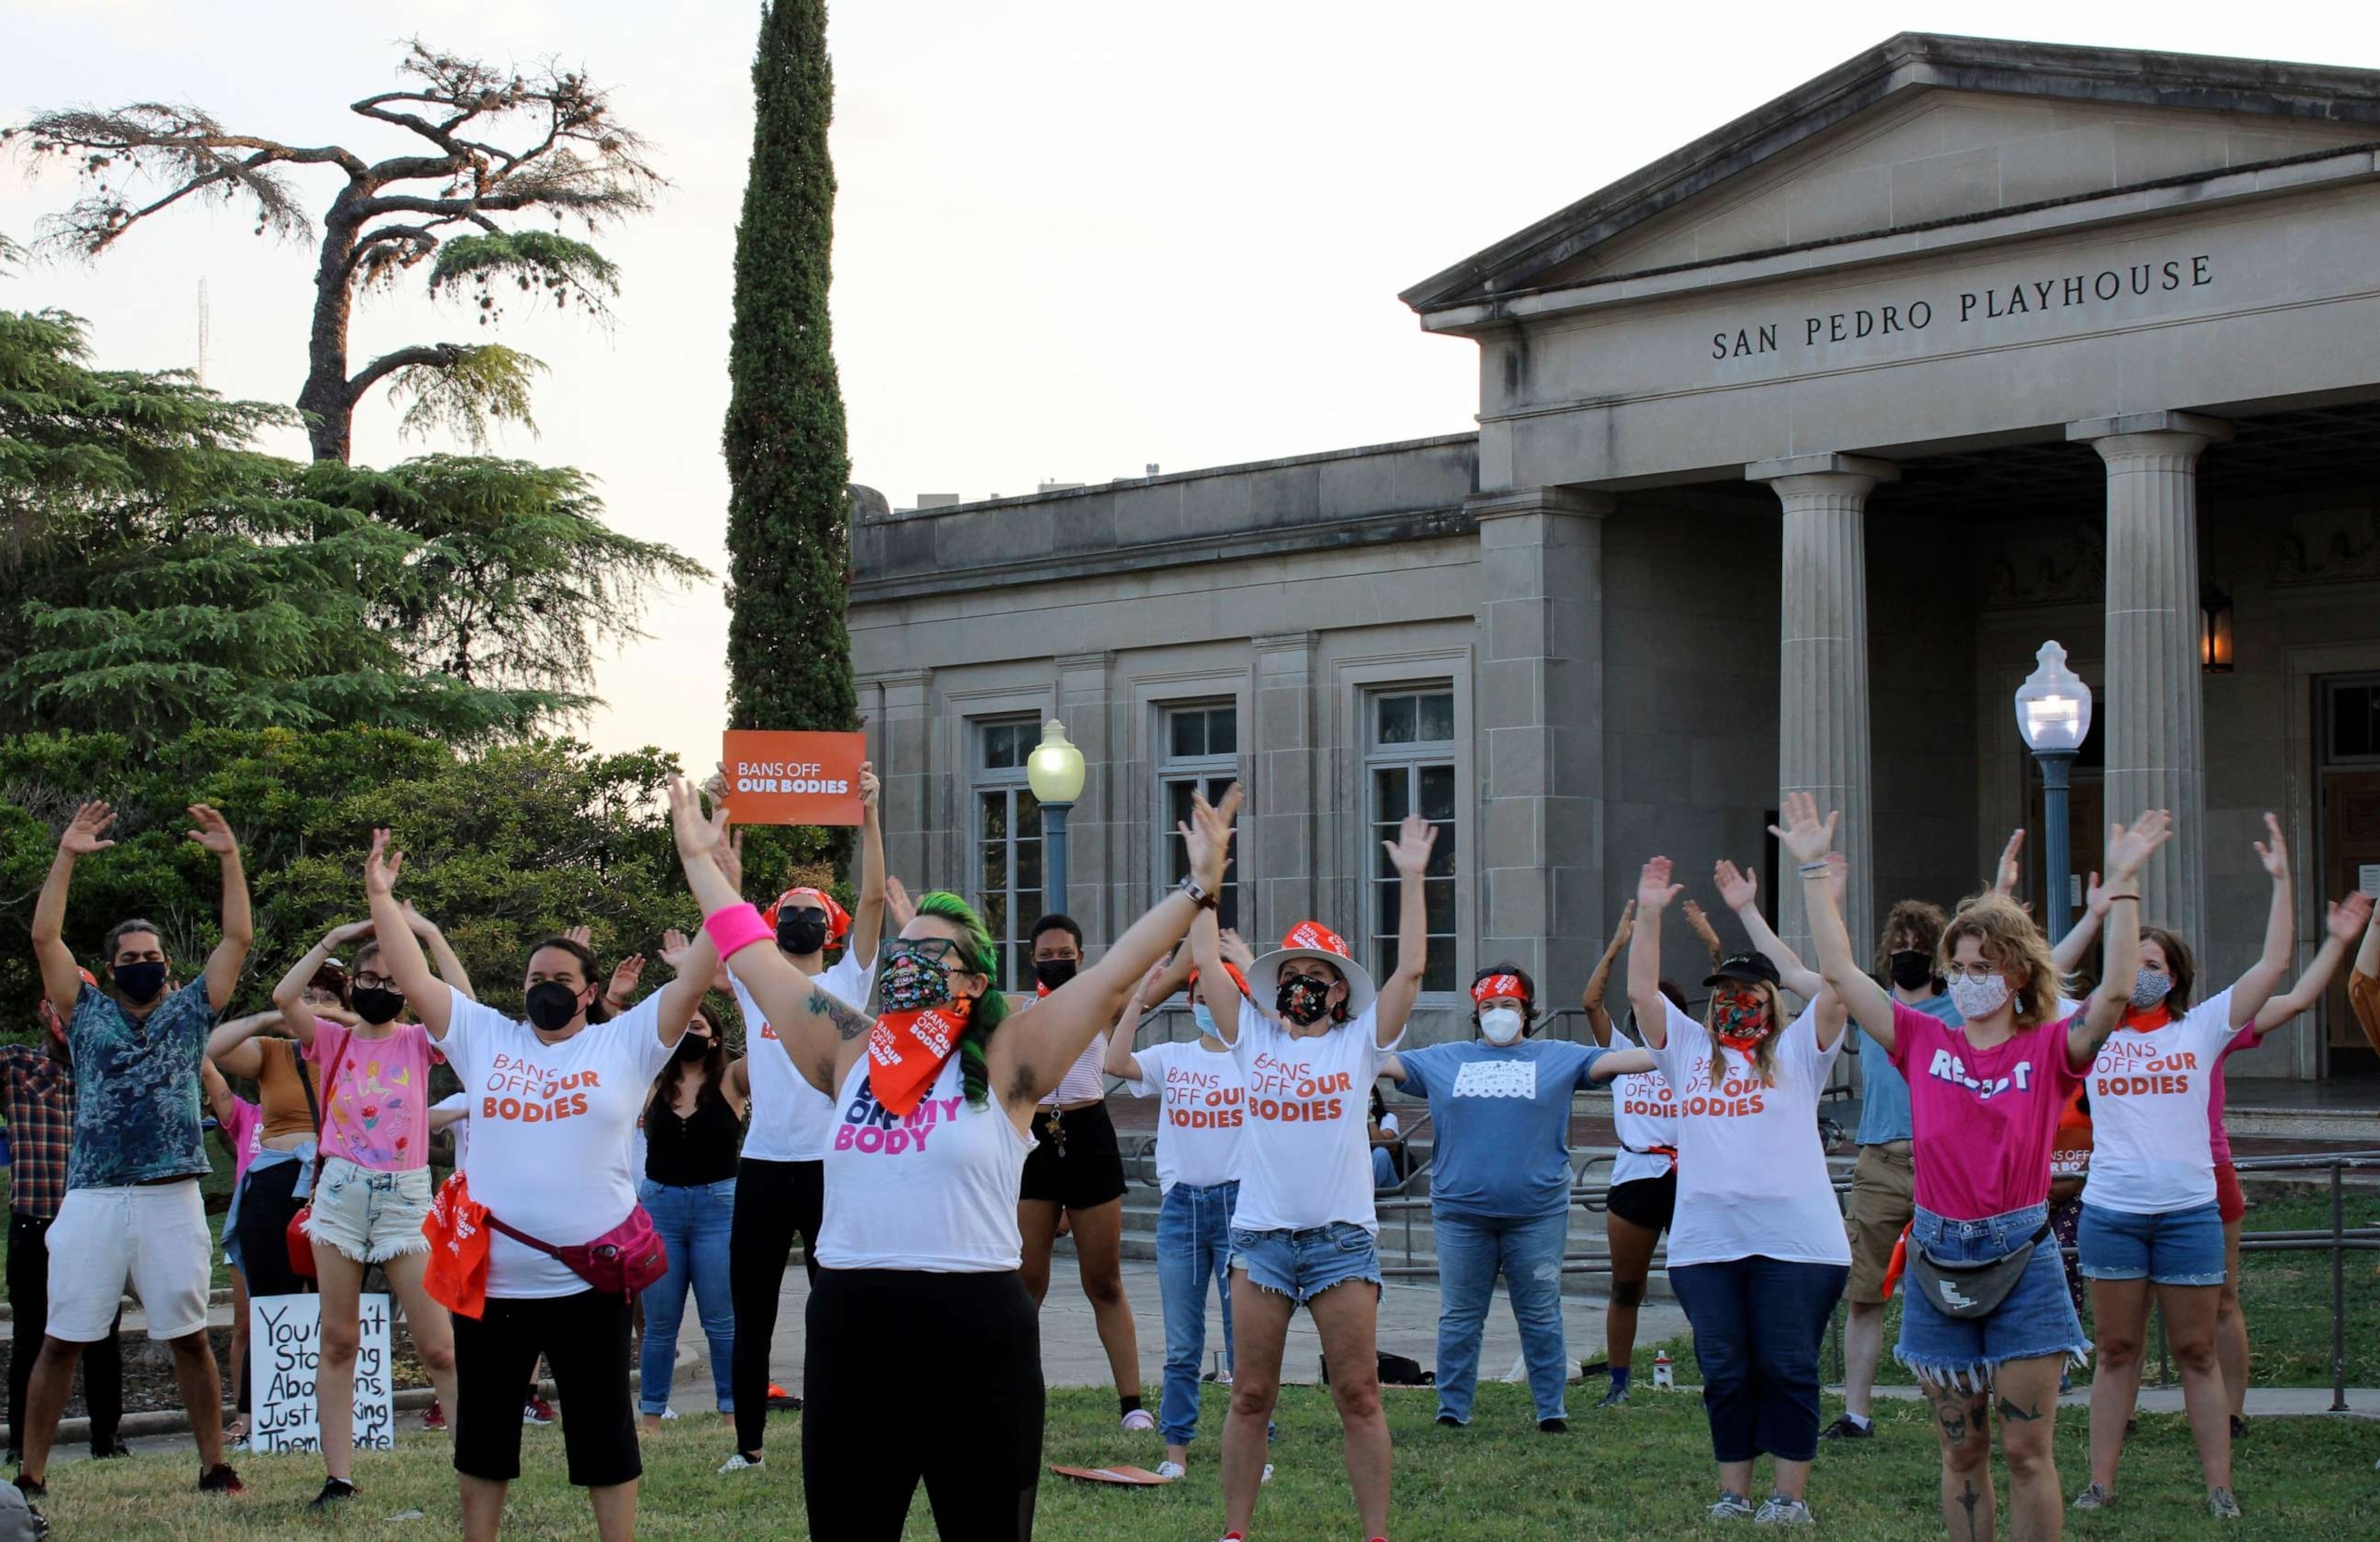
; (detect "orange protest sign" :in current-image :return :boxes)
[720,731,867,827]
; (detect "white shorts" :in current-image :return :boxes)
[46,1182,212,1342]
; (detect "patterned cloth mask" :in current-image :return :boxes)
[879,943,958,1014]
[1277,975,1334,1027]
[2128,969,2174,1010]
[1711,988,1772,1055]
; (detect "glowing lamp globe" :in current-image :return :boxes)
[2014,641,2093,755]
[1026,720,1087,805]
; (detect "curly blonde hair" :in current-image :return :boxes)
[1937,893,2058,1028]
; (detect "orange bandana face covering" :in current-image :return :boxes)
[866,996,973,1117]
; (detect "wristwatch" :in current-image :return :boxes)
[1176,876,1220,911]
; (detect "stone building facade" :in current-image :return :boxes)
[851,33,2380,1085]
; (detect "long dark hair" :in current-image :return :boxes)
[2137,924,2198,1013]
[648,1007,728,1119]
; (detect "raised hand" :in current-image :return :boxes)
[1181,784,1244,891]
[667,774,731,866]
[1129,962,1166,1003]
[1637,856,1684,911]
[659,928,695,971]
[608,953,645,1001]
[398,901,441,938]
[1713,859,1757,912]
[563,924,593,948]
[2328,892,2376,943]
[858,762,880,811]
[324,920,376,948]
[2105,809,2174,882]
[60,800,117,857]
[2254,812,2290,881]
[883,875,917,931]
[185,804,239,857]
[1219,928,1257,975]
[1768,792,1838,866]
[363,828,404,897]
[1680,900,1723,958]
[1604,900,1638,953]
[1994,828,2027,896]
[1383,811,1437,880]
[2082,871,2110,918]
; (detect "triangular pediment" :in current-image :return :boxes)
[1404,33,2380,314]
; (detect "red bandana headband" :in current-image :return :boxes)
[1189,962,1253,1002]
[1470,973,1525,1007]
[767,886,852,944]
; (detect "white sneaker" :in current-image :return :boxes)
[717,1453,763,1474]
[1261,1462,1274,1485]
[659,1408,680,1421]
[1121,1409,1157,1433]
[1155,1461,1186,1481]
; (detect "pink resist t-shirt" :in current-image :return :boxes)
[1889,1002,2085,1221]
[220,1096,263,1188]
[305,1021,444,1172]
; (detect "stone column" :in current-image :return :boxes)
[1470,487,1611,1003]
[871,669,934,900]
[1054,651,1114,946]
[1250,632,1319,941]
[1747,453,1895,969]
[2067,411,2230,941]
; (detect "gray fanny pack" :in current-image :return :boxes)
[1907,1220,2051,1320]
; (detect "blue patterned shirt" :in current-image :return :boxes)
[66,980,217,1189]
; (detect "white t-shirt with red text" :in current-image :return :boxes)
[1651,1001,1850,1269]
[1230,1001,1401,1235]
[1125,1039,1245,1194]
[2083,989,2237,1216]
[1608,1028,1680,1187]
[437,985,674,1298]
[731,950,874,1164]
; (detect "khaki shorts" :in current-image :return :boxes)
[1844,1143,1914,1306]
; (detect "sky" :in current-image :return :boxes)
[6,1,2378,771]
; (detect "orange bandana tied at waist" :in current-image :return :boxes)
[421,1170,491,1320]
[868,997,972,1117]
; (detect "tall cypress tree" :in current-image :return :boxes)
[724,0,856,735]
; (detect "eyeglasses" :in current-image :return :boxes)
[886,938,962,967]
[353,973,394,992]
[1941,962,2004,981]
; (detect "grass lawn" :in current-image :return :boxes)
[28,1385,2380,1540]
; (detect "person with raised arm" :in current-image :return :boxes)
[2038,814,2294,1519]
[710,763,886,1474]
[1624,845,1849,1527]
[668,773,1239,1541]
[361,828,717,1542]
[1792,792,2170,1540]
[273,910,466,1512]
[20,802,251,1523]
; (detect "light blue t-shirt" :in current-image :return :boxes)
[1854,989,1959,1146]
[1392,1038,1608,1220]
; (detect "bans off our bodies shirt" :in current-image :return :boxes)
[1651,1001,1850,1270]
[2082,989,2238,1217]
[1124,1040,1246,1195]
[1230,1001,1402,1236]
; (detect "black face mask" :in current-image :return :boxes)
[1277,975,1333,1027]
[524,980,585,1033]
[350,986,407,1025]
[112,961,168,1006]
[1032,957,1078,992]
[1887,950,1936,991]
[779,913,830,957]
[676,1033,711,1064]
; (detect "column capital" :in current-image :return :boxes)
[1465,485,1615,521]
[1250,630,1319,654]
[1745,452,1900,490]
[1054,650,1113,673]
[2065,411,2233,450]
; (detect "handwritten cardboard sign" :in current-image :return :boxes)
[721,730,867,827]
[250,1292,394,1454]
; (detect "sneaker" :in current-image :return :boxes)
[717,1452,764,1473]
[1818,1413,1873,1440]
[307,1478,357,1512]
[13,1476,45,1502]
[1595,1383,1629,1409]
[524,1396,557,1427]
[1120,1409,1156,1434]
[1709,1491,1756,1520]
[422,1399,447,1432]
[1155,1461,1187,1480]
[198,1463,245,1495]
[89,1439,132,1460]
[2071,1483,2113,1511]
[1754,1496,1814,1526]
[1538,1418,1569,1434]
[765,1382,802,1411]
[1261,1462,1274,1485]
[2229,1414,2248,1440]
[1434,1413,1463,1428]
[2207,1488,2243,1520]
[659,1408,681,1421]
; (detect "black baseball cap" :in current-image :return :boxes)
[1703,952,1782,990]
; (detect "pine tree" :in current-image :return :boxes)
[722,0,858,737]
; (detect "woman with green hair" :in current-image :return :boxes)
[666,773,1240,1542]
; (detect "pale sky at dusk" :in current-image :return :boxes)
[5,2,2374,769]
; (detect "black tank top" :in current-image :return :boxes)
[645,1089,741,1187]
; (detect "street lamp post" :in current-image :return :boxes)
[2014,641,2094,944]
[1026,720,1088,918]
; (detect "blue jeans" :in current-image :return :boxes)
[1371,1148,1398,1189]
[638,1177,737,1414]
[1432,1210,1570,1423]
[1668,1256,1847,1464]
[1155,1179,1237,1446]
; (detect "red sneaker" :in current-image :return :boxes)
[198,1463,246,1495]
[422,1399,447,1432]
[523,1396,558,1427]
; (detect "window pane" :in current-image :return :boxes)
[980,841,1007,893]
[1422,952,1457,993]
[1376,876,1399,939]
[1374,825,1402,879]
[1425,877,1456,936]
[1209,707,1237,756]
[1374,935,1397,986]
[1418,764,1455,822]
[1016,890,1042,948]
[1168,779,1196,830]
[1376,693,1416,745]
[1219,882,1240,934]
[1017,789,1042,837]
[1171,711,1205,760]
[1372,766,1408,822]
[1009,943,1031,994]
[1205,775,1235,806]
[1419,690,1454,743]
[1428,819,1457,878]
[980,790,1008,843]
[1016,838,1043,893]
[983,724,1015,769]
[982,891,1007,946]
[2335,687,2379,760]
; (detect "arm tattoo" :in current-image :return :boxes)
[1996,1396,2044,1422]
[813,990,874,1041]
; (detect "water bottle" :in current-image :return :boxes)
[1652,1349,1673,1389]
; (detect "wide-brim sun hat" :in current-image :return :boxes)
[1249,921,1377,1020]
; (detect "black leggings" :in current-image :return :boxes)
[233,1159,313,1414]
[805,1268,1041,1540]
[729,1156,821,1456]
[6,1213,122,1455]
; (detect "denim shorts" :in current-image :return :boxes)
[302,1157,434,1265]
[1895,1203,2089,1389]
[2077,1200,2226,1286]
[1230,1222,1381,1306]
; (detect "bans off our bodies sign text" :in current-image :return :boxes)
[721,730,867,826]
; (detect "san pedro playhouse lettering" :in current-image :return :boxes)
[250,1292,394,1454]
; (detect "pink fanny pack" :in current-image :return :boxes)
[487,1206,668,1299]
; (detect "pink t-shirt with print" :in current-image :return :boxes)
[1889,1002,2085,1221]
[220,1096,263,1188]
[304,1021,444,1172]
